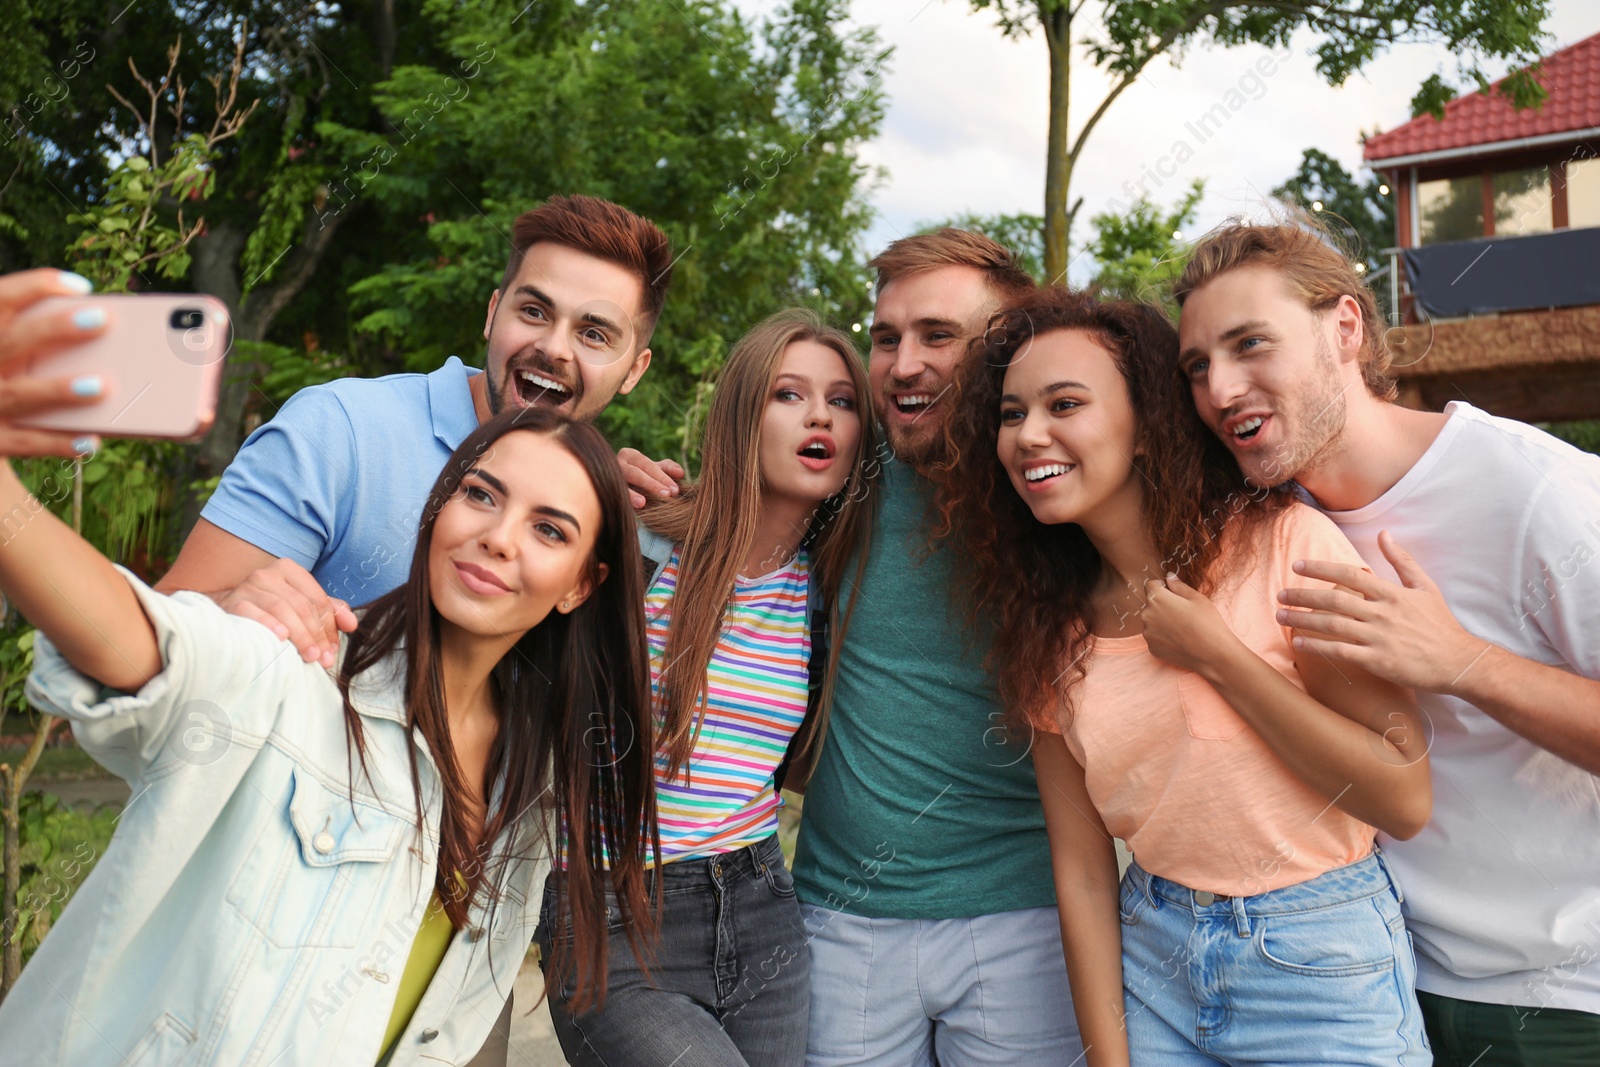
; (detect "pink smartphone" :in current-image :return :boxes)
[17,293,230,441]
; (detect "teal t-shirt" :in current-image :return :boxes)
[792,458,1056,918]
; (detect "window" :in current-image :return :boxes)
[1492,167,1552,236]
[1568,157,1600,229]
[1418,176,1483,244]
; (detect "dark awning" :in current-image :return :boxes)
[1403,228,1600,318]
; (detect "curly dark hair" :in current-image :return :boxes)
[933,287,1291,730]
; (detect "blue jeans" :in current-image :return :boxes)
[1121,851,1431,1065]
[536,836,810,1067]
[801,903,1082,1066]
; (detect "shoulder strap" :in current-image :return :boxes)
[774,554,829,794]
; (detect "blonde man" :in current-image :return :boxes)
[1177,221,1600,1066]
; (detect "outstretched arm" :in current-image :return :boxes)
[0,463,159,692]
[0,269,160,690]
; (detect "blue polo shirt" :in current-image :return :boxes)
[200,357,481,607]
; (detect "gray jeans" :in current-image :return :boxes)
[535,836,810,1067]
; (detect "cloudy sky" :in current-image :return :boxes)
[822,0,1600,281]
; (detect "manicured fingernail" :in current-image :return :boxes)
[1291,560,1306,573]
[72,436,95,455]
[57,271,92,294]
[72,307,106,330]
[70,375,103,397]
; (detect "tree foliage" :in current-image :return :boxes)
[330,0,888,467]
[0,0,890,541]
[960,0,1552,280]
[922,179,1202,313]
[1271,147,1396,270]
[1085,178,1202,312]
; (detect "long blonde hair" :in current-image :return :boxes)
[642,308,879,778]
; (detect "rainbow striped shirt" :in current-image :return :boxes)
[647,546,811,864]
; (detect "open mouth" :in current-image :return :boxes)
[798,436,836,470]
[515,369,573,407]
[1021,462,1074,489]
[1229,414,1268,444]
[892,393,935,418]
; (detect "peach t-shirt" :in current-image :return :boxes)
[1052,503,1376,897]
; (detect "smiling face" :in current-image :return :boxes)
[869,265,997,466]
[1178,264,1359,488]
[996,329,1146,534]
[481,242,652,421]
[759,339,863,508]
[428,429,605,641]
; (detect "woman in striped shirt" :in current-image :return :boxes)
[537,309,880,1066]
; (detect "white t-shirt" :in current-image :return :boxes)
[1323,401,1600,1012]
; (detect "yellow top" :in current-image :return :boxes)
[378,891,456,1063]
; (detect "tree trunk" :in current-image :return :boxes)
[1,716,57,1000]
[1,763,18,998]
[1041,3,1074,283]
[179,210,346,539]
[181,223,251,539]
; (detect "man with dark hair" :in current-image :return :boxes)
[626,228,1080,1066]
[1176,219,1600,1067]
[159,194,673,632]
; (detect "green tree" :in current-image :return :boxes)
[1,1,464,540]
[1271,147,1396,271]
[332,0,888,467]
[961,0,1552,282]
[2,0,888,521]
[923,179,1199,304]
[926,211,1048,281]
[1085,178,1202,311]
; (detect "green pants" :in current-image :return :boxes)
[1420,989,1600,1066]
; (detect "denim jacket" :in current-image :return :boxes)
[0,572,545,1067]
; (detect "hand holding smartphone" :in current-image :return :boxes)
[13,291,229,441]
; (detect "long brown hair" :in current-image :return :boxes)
[935,288,1291,729]
[642,308,879,777]
[337,406,658,1012]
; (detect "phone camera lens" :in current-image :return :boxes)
[170,308,205,330]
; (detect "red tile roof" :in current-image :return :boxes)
[1364,31,1600,164]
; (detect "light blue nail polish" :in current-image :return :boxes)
[72,436,95,455]
[57,271,93,294]
[70,375,103,397]
[72,307,106,330]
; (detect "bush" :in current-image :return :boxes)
[7,792,118,968]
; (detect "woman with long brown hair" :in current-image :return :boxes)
[0,401,656,1067]
[936,288,1433,1066]
[538,308,879,1067]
